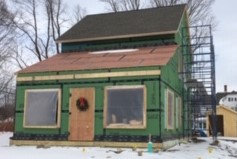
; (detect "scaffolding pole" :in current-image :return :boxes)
[181,25,217,141]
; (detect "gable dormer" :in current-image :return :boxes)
[57,4,187,52]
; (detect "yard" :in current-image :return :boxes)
[0,132,237,159]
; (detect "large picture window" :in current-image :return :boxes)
[104,86,146,129]
[166,89,174,129]
[24,89,61,128]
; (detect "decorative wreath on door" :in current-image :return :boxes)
[76,97,89,111]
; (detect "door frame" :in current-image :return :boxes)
[68,87,95,141]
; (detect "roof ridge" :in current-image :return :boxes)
[86,4,187,17]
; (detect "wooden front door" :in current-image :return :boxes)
[69,88,95,141]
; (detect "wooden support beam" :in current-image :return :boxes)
[17,70,160,82]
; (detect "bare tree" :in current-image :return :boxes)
[0,0,15,107]
[149,0,216,26]
[0,0,15,68]
[150,0,216,54]
[149,0,178,7]
[46,0,68,54]
[100,0,121,12]
[0,73,15,107]
[0,62,15,117]
[9,0,86,67]
[120,0,142,10]
[11,0,47,62]
[10,47,29,69]
[72,4,87,24]
[100,0,215,28]
[100,0,143,12]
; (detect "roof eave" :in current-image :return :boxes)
[56,31,177,43]
[217,105,237,114]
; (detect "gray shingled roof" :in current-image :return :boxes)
[57,4,186,43]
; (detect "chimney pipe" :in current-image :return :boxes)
[224,85,227,92]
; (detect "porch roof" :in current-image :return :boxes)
[18,45,178,74]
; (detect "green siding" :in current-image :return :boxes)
[94,112,103,135]
[175,11,189,45]
[145,81,159,110]
[61,35,175,53]
[15,80,164,137]
[60,112,69,134]
[160,47,186,137]
[175,11,191,136]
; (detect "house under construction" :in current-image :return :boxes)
[11,4,217,148]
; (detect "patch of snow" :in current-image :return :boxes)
[0,132,12,146]
[1,133,237,159]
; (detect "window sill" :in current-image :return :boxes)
[105,123,145,129]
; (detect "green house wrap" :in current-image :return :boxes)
[13,4,191,148]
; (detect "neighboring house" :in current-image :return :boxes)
[207,105,237,137]
[12,5,191,148]
[217,85,237,111]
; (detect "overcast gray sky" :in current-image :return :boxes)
[68,0,237,93]
[212,0,237,92]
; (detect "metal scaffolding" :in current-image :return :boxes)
[181,25,217,140]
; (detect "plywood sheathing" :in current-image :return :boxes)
[18,45,178,74]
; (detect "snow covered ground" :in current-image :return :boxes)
[0,132,237,159]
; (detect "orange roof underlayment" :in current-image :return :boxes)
[18,45,178,74]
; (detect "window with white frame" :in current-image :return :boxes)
[166,89,174,129]
[176,96,182,129]
[104,86,146,129]
[24,89,61,128]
